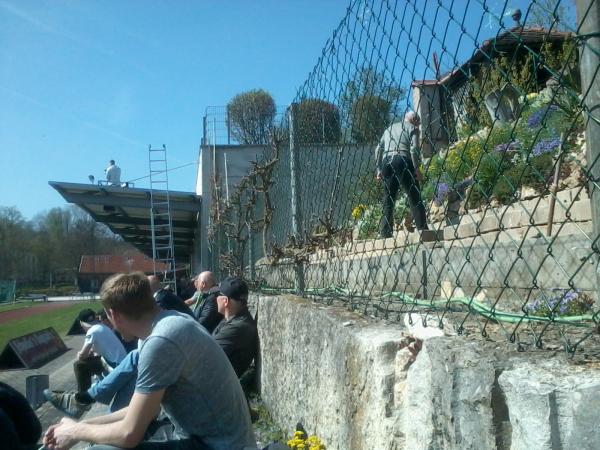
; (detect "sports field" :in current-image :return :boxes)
[0,301,100,351]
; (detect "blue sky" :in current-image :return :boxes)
[0,0,573,219]
[0,0,349,219]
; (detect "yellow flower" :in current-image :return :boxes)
[351,204,366,220]
[526,92,538,100]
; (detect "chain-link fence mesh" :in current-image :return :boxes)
[207,0,600,356]
[0,280,16,303]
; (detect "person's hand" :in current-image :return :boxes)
[376,171,382,181]
[43,423,60,448]
[44,418,78,450]
[415,168,423,183]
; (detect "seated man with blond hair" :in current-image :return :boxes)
[43,272,256,450]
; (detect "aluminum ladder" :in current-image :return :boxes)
[148,144,177,292]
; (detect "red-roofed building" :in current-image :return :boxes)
[77,251,168,292]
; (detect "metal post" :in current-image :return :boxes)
[576,0,600,290]
[288,103,305,294]
[421,249,428,300]
[227,109,231,145]
[248,222,256,282]
[202,116,207,146]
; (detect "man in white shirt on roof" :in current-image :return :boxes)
[105,160,121,186]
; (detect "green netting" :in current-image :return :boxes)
[206,0,600,355]
[0,280,16,303]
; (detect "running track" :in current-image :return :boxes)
[0,302,72,325]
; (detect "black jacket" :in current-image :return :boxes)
[154,289,195,318]
[213,309,258,377]
[193,287,223,333]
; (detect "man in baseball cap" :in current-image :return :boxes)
[214,277,257,378]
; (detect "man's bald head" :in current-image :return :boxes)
[147,275,162,293]
[195,271,216,292]
[405,110,420,127]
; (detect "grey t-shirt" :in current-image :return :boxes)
[136,310,256,450]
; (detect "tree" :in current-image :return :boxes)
[227,89,276,145]
[349,94,392,143]
[341,67,405,143]
[296,98,341,144]
[527,0,576,31]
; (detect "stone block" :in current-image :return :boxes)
[499,360,600,450]
[419,229,444,242]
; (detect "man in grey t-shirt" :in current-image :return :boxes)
[43,272,256,450]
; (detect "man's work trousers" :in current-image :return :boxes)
[380,154,428,238]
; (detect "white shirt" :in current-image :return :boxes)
[106,164,121,185]
[85,323,126,366]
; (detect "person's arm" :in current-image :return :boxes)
[375,135,385,179]
[409,128,422,170]
[198,295,223,332]
[77,342,93,360]
[44,390,163,450]
[82,406,129,425]
[213,322,244,360]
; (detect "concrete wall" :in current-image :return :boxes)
[255,293,600,450]
[196,144,267,272]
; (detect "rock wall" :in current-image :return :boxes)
[254,293,600,450]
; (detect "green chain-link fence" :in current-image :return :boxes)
[206,0,600,355]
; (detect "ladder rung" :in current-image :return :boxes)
[149,148,166,152]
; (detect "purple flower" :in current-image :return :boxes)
[494,139,521,153]
[434,182,450,205]
[527,105,559,128]
[532,136,560,156]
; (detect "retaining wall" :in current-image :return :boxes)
[255,293,600,450]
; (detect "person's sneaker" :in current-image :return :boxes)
[43,389,90,418]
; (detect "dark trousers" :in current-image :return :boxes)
[74,356,104,392]
[380,154,428,237]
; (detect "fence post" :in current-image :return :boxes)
[202,116,207,146]
[227,109,231,145]
[576,1,600,284]
[248,222,256,282]
[288,103,305,295]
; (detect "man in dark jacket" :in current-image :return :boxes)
[148,275,194,318]
[185,271,223,333]
[213,277,258,378]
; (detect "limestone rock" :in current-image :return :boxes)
[499,359,600,450]
[402,337,496,450]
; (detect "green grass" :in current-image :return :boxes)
[0,301,100,350]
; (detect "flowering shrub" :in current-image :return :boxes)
[531,136,561,157]
[287,430,326,450]
[527,104,559,128]
[526,289,595,317]
[434,182,450,205]
[351,197,408,239]
[494,139,521,153]
[351,204,367,220]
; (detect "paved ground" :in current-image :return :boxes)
[0,335,106,449]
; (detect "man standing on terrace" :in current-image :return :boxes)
[43,272,256,450]
[375,111,429,238]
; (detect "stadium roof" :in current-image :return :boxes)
[49,181,201,260]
